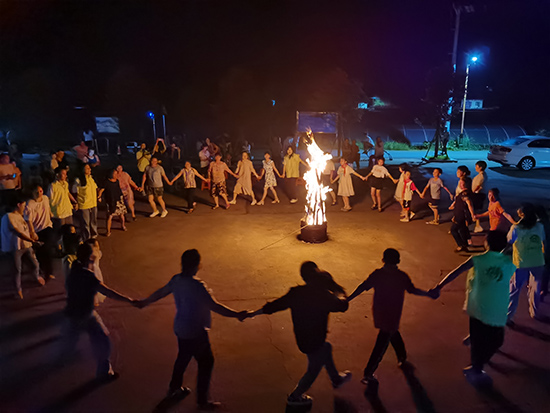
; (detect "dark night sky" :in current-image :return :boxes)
[1,0,549,142]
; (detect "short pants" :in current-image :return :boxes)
[146,186,164,197]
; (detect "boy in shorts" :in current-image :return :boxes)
[208,153,238,209]
[421,168,454,225]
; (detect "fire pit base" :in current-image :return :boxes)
[299,220,328,244]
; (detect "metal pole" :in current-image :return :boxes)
[152,117,157,140]
[162,114,167,138]
[460,64,470,136]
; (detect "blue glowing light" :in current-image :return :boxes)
[471,56,478,62]
[147,111,155,119]
[272,100,276,106]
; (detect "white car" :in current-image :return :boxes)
[487,135,550,171]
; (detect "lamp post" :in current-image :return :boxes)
[459,56,478,142]
[147,111,156,140]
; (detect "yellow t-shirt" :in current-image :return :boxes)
[284,154,301,178]
[48,180,73,219]
[76,176,98,210]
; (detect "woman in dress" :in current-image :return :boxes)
[99,169,127,237]
[170,161,209,213]
[230,152,260,205]
[331,157,367,212]
[257,152,282,205]
[116,164,140,221]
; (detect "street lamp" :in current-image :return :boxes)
[459,55,479,140]
[147,111,157,140]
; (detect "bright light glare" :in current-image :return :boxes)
[471,56,478,62]
[304,128,332,225]
[147,111,154,119]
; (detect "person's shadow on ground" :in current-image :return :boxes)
[399,362,437,413]
[37,378,105,413]
[364,392,389,413]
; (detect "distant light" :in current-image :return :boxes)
[357,102,369,109]
[471,56,478,62]
[272,100,276,106]
[147,111,155,119]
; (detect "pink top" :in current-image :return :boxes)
[118,171,133,195]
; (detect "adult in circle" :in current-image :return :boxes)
[282,146,307,204]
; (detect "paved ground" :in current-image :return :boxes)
[1,151,549,413]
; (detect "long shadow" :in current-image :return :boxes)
[495,351,550,393]
[400,364,437,413]
[152,391,191,413]
[37,379,106,413]
[489,166,550,179]
[334,396,358,413]
[0,311,65,344]
[364,392,389,413]
[507,322,550,342]
[476,386,525,413]
[1,335,60,359]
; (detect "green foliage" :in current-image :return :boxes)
[447,134,488,151]
[383,141,412,150]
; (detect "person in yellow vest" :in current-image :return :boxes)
[74,164,99,240]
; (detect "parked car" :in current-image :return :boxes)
[487,136,550,171]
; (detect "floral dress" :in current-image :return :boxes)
[263,159,277,188]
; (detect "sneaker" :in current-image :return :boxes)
[426,220,439,225]
[290,199,298,204]
[287,394,313,406]
[160,210,168,218]
[409,212,416,220]
[198,401,222,411]
[463,366,492,387]
[251,199,257,205]
[166,387,191,400]
[332,371,352,389]
[229,199,237,204]
[400,217,410,222]
[150,210,160,218]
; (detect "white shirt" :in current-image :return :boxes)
[472,172,488,193]
[371,165,390,178]
[25,197,53,232]
[1,213,32,252]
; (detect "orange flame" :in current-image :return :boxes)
[304,128,332,225]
